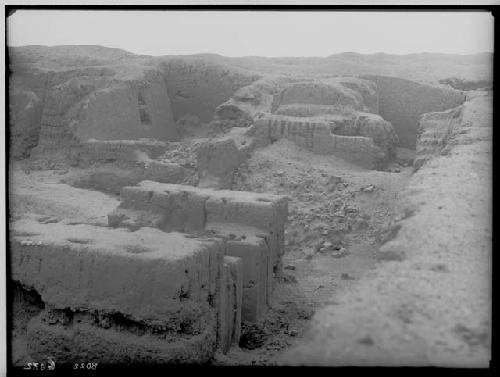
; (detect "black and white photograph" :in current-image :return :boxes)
[1,2,495,372]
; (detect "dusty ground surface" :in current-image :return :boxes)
[212,140,413,365]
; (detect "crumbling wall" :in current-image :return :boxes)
[161,57,260,123]
[283,92,492,367]
[253,114,392,169]
[334,112,399,161]
[108,181,288,324]
[10,61,179,160]
[10,220,225,364]
[312,124,385,168]
[213,76,289,127]
[34,70,177,154]
[361,75,465,149]
[73,75,177,142]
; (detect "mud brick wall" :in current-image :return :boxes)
[362,75,465,149]
[10,219,229,363]
[108,181,288,324]
[161,58,260,122]
[312,124,383,169]
[254,115,385,169]
[24,68,178,159]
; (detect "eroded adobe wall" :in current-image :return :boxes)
[73,74,177,142]
[253,113,395,169]
[32,68,178,155]
[9,59,180,158]
[214,76,289,127]
[361,75,465,149]
[160,57,260,123]
[108,181,288,324]
[11,220,224,364]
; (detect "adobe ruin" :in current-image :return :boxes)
[8,45,492,367]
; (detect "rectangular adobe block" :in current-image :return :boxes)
[107,181,288,324]
[10,219,223,327]
[110,182,288,258]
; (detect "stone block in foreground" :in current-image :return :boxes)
[10,219,224,364]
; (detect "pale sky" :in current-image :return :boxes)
[6,10,494,57]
